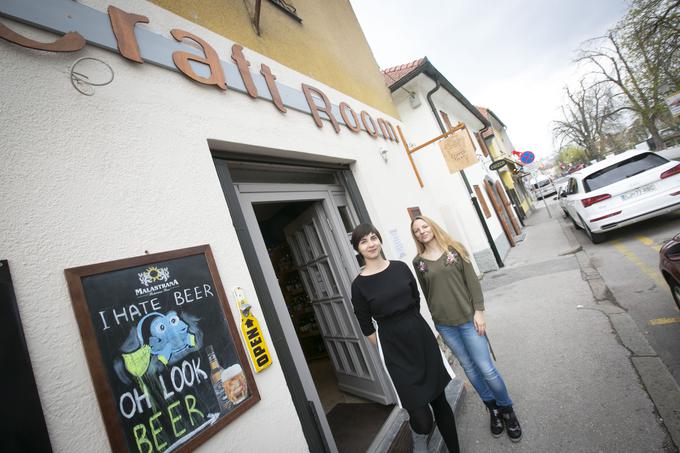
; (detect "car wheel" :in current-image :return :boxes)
[581,216,606,244]
[670,279,680,311]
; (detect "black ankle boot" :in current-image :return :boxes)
[483,400,504,437]
[499,405,522,442]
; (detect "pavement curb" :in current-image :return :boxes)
[556,213,680,451]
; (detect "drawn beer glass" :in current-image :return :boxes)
[222,364,248,405]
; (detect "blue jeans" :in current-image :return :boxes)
[436,322,513,407]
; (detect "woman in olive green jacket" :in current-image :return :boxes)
[410,215,522,443]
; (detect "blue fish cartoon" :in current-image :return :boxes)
[121,311,197,377]
[145,311,196,365]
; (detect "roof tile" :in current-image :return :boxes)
[381,58,426,88]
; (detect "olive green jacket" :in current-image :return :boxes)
[412,249,484,326]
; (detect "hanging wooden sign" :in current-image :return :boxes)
[64,245,259,453]
[232,287,272,373]
[438,128,478,173]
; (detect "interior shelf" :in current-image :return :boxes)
[269,243,327,361]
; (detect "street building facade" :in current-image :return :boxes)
[476,106,534,220]
[383,58,523,272]
[0,1,473,452]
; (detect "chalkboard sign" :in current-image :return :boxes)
[65,245,259,453]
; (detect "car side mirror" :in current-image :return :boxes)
[560,192,568,198]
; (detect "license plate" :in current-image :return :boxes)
[621,183,656,201]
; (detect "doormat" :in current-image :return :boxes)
[326,403,394,453]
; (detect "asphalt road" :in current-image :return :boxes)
[554,197,680,384]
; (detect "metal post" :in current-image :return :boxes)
[532,172,552,218]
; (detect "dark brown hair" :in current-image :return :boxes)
[350,224,382,251]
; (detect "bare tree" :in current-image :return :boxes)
[628,0,680,90]
[553,78,622,160]
[576,0,680,150]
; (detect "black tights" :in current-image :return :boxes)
[407,391,459,453]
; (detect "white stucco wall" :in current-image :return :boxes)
[391,75,509,272]
[487,115,512,157]
[0,1,445,452]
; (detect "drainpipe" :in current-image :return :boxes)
[426,79,504,269]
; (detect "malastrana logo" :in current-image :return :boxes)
[135,266,179,297]
[138,266,170,286]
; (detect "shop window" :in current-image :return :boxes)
[407,206,422,220]
[339,342,357,375]
[245,0,302,35]
[475,132,490,158]
[336,204,365,268]
[439,110,453,130]
[337,206,354,234]
[333,302,353,337]
[229,164,334,184]
[306,224,324,258]
[326,340,342,371]
[320,262,339,296]
[352,342,370,377]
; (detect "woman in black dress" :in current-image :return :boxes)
[350,224,460,453]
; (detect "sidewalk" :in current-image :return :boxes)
[452,205,678,453]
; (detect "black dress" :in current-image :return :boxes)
[351,260,451,410]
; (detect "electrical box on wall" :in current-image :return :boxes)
[409,92,422,109]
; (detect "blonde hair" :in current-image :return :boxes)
[410,215,470,262]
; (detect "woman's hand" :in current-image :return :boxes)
[367,333,378,347]
[473,310,486,336]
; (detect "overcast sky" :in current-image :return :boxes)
[350,0,629,159]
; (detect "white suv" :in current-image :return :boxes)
[561,149,680,243]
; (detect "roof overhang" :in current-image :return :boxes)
[386,57,490,128]
[486,109,506,129]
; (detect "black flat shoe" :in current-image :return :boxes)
[500,406,522,442]
[483,400,504,437]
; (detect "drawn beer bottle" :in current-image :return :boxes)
[206,345,230,411]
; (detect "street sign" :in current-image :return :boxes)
[489,159,507,171]
[520,151,535,164]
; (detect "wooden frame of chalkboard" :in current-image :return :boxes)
[65,245,260,453]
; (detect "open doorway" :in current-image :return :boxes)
[254,200,395,452]
[212,157,405,452]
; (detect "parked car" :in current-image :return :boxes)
[552,176,568,193]
[532,176,557,200]
[557,186,569,217]
[560,149,680,243]
[660,233,680,310]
